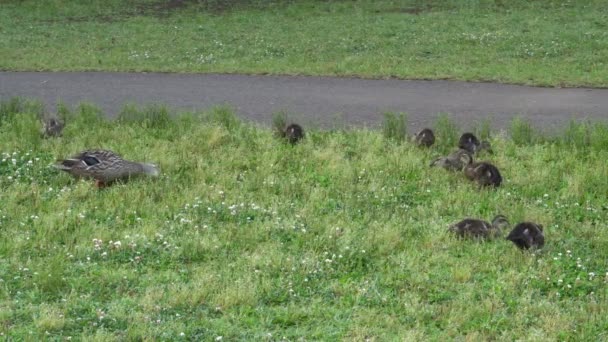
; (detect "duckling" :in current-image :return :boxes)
[463,157,502,188]
[41,116,65,138]
[54,149,160,188]
[413,128,435,147]
[277,123,304,144]
[430,149,472,171]
[458,132,480,154]
[459,133,495,155]
[506,222,545,250]
[449,215,509,239]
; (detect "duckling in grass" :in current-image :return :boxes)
[275,122,305,145]
[413,128,435,147]
[506,222,545,250]
[41,116,65,138]
[54,149,160,188]
[458,132,480,154]
[430,149,472,171]
[463,157,502,188]
[459,132,493,155]
[283,123,305,144]
[449,215,509,239]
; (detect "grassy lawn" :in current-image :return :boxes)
[0,0,607,87]
[0,98,607,339]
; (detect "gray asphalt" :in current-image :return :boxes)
[1,71,607,131]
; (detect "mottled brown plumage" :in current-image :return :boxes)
[54,149,159,187]
[458,133,494,155]
[458,133,480,154]
[279,123,305,145]
[430,149,472,171]
[463,157,502,188]
[41,116,65,138]
[506,222,545,250]
[449,215,509,239]
[413,128,435,147]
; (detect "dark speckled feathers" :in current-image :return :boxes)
[54,149,159,185]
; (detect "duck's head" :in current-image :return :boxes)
[491,215,510,232]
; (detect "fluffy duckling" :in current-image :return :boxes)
[506,222,545,250]
[458,132,480,154]
[277,123,305,145]
[463,157,502,188]
[459,132,493,155]
[41,116,65,138]
[449,215,509,239]
[430,149,472,171]
[413,128,435,147]
[54,149,160,188]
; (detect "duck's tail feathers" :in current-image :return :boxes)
[141,163,160,177]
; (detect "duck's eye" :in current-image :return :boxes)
[83,156,100,166]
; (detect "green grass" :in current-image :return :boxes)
[1,0,608,87]
[1,98,607,340]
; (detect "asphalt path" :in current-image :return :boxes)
[1,71,607,131]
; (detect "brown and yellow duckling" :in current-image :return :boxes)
[412,128,435,147]
[449,215,509,239]
[506,222,545,250]
[54,149,160,188]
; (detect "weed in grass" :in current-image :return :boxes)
[271,111,288,137]
[118,103,172,129]
[510,116,538,145]
[204,106,242,132]
[433,113,459,149]
[382,111,407,143]
[475,118,493,141]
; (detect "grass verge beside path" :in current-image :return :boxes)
[0,98,607,339]
[0,0,607,87]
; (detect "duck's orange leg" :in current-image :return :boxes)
[95,179,107,188]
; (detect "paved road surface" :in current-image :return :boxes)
[1,71,607,131]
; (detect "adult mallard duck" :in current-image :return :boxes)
[506,222,545,250]
[41,116,65,138]
[463,157,502,188]
[449,215,509,239]
[413,128,435,147]
[430,149,472,171]
[54,149,160,187]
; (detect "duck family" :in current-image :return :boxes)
[46,115,544,252]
